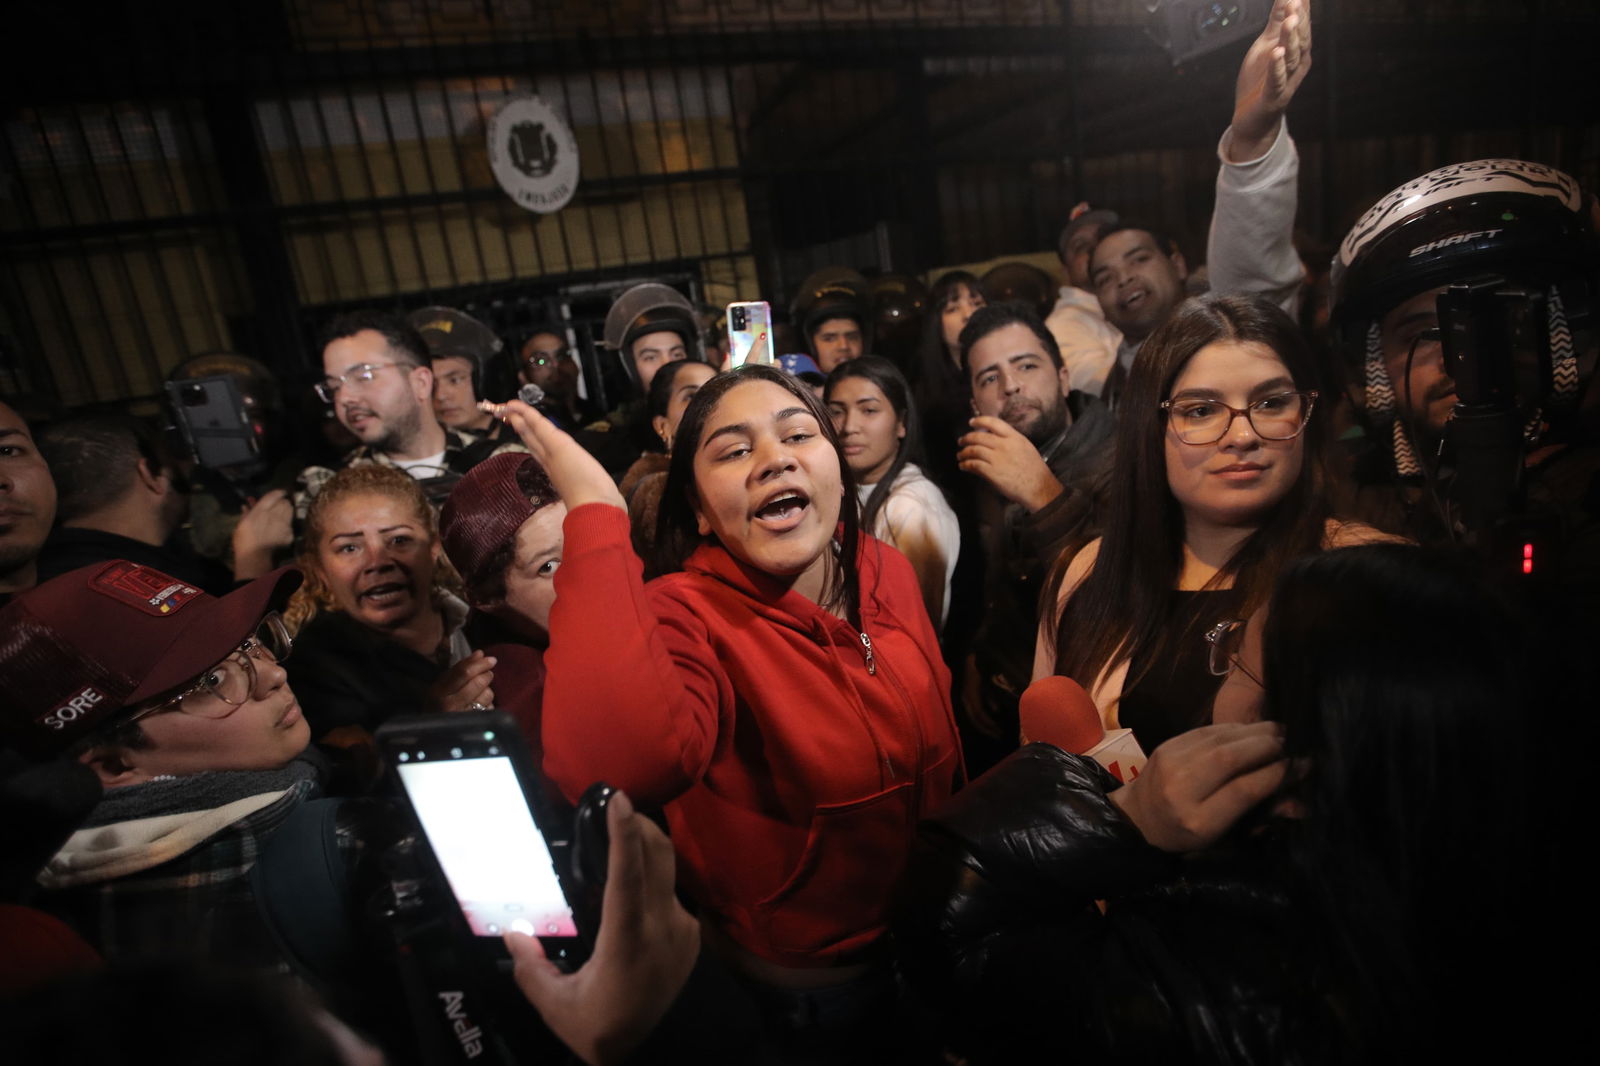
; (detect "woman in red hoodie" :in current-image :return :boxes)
[490,363,962,1061]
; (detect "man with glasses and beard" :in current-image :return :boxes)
[294,310,522,522]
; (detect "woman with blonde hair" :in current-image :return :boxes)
[284,463,496,743]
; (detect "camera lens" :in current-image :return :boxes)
[731,307,747,331]
[180,384,207,407]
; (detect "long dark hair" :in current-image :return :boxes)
[1051,293,1335,690]
[1262,544,1528,1046]
[912,271,981,393]
[652,364,864,625]
[643,358,713,452]
[911,271,983,489]
[823,356,924,532]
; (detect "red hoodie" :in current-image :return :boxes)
[542,504,962,968]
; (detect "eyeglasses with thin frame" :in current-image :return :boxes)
[1161,390,1318,446]
[126,613,294,724]
[315,362,406,404]
[522,350,571,370]
[1205,618,1263,688]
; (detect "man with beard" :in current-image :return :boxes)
[956,303,1113,770]
[293,311,521,523]
[1330,157,1600,587]
[518,327,595,428]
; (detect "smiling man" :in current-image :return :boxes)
[1089,224,1191,357]
[956,303,1113,769]
[1089,0,1316,409]
[1046,206,1124,399]
[294,310,522,523]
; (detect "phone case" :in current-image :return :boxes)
[727,300,775,367]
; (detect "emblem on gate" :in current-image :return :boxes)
[488,96,580,214]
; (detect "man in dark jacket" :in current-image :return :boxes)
[36,413,292,595]
[955,303,1113,768]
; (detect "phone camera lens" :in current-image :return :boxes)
[731,308,746,331]
[180,384,207,407]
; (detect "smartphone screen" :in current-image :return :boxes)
[395,742,578,940]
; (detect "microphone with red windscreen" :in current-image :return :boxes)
[1018,675,1147,783]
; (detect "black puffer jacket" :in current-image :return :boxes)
[893,744,1360,1066]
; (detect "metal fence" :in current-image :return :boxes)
[2,0,1595,414]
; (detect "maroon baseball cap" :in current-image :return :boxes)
[0,561,302,758]
[439,452,557,593]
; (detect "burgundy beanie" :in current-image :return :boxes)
[0,561,301,758]
[439,452,559,593]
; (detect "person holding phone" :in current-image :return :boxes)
[488,363,963,1062]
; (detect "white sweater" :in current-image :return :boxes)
[857,463,960,631]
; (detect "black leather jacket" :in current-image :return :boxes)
[893,744,1360,1065]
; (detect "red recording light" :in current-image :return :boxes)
[1522,542,1534,575]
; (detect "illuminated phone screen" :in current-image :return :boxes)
[396,755,578,938]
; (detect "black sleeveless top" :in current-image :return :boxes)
[1118,587,1246,754]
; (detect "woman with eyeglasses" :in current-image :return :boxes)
[0,561,316,966]
[898,543,1546,1063]
[1034,293,1397,753]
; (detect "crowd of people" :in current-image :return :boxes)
[2,1,1595,1062]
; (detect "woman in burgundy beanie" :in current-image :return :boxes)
[438,452,566,751]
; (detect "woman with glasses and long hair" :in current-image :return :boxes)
[489,363,963,1063]
[899,543,1544,1063]
[1034,293,1395,752]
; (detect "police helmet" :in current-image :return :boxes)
[602,283,699,370]
[409,306,503,396]
[979,261,1057,320]
[791,267,870,348]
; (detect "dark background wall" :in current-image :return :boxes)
[2,0,1594,414]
